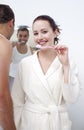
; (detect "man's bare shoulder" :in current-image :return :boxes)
[0,36,12,63]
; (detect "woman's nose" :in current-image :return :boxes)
[38,33,43,39]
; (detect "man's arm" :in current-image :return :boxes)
[0,38,16,130]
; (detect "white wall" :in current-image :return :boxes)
[67,44,84,130]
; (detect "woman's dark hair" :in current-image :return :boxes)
[33,15,61,44]
[0,4,15,24]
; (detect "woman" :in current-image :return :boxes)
[11,15,80,130]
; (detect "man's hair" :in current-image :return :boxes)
[17,25,29,36]
[0,4,15,24]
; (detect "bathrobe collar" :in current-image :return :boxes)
[32,52,61,99]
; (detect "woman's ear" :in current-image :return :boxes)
[54,29,58,38]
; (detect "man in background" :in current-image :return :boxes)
[9,26,33,90]
[0,4,16,130]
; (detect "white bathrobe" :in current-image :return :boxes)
[11,51,80,130]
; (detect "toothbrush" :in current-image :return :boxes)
[35,44,54,49]
[35,44,66,51]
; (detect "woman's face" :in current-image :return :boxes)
[32,20,57,46]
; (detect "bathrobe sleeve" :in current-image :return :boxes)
[62,60,80,103]
[11,62,25,129]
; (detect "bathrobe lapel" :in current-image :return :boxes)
[32,52,61,100]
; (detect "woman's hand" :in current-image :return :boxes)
[54,44,70,83]
[54,44,70,67]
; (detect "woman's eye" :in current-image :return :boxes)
[42,31,47,34]
[34,33,38,36]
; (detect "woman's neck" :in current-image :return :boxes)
[38,49,57,60]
